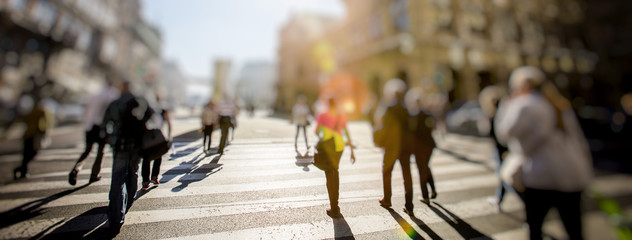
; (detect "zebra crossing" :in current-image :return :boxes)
[0,118,628,239]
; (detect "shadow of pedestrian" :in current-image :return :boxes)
[429,203,491,239]
[409,215,443,240]
[386,208,425,239]
[33,206,110,240]
[171,155,223,192]
[295,149,312,172]
[159,150,214,184]
[0,183,90,230]
[435,148,493,171]
[333,215,355,239]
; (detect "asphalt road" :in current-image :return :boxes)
[0,111,629,239]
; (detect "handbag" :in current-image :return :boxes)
[141,128,170,160]
[312,138,337,171]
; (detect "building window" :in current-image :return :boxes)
[389,0,409,31]
[369,13,383,39]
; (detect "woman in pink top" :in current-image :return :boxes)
[315,97,356,218]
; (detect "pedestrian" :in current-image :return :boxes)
[12,90,51,180]
[68,81,120,185]
[101,81,153,235]
[479,85,512,211]
[141,93,172,190]
[404,88,438,205]
[314,96,355,218]
[373,78,415,215]
[201,100,217,152]
[495,66,592,240]
[292,94,311,150]
[216,95,237,155]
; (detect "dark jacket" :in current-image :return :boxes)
[101,92,153,152]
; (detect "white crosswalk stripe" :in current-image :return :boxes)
[0,121,626,240]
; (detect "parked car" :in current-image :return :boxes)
[445,100,490,137]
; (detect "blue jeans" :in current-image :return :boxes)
[108,150,140,227]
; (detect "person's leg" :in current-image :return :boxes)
[16,137,37,178]
[302,126,309,148]
[219,118,229,154]
[151,156,162,183]
[381,150,397,206]
[90,140,106,181]
[400,153,414,211]
[325,169,340,210]
[414,149,432,201]
[73,130,94,172]
[294,125,300,148]
[203,130,208,151]
[108,151,128,227]
[524,188,552,240]
[141,158,150,185]
[556,191,583,240]
[209,125,214,148]
[125,152,140,211]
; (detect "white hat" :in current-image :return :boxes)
[509,66,545,91]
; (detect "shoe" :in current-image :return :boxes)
[403,207,415,216]
[14,169,26,180]
[379,199,392,208]
[326,207,342,218]
[420,198,431,205]
[67,170,77,185]
[431,192,437,199]
[150,178,160,186]
[141,182,150,190]
[89,176,101,183]
[487,197,502,212]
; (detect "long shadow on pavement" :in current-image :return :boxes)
[387,208,425,240]
[410,215,443,240]
[0,183,90,231]
[170,152,223,192]
[333,216,355,240]
[429,203,491,239]
[34,206,110,240]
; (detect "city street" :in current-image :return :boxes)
[0,112,629,239]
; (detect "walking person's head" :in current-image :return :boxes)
[508,66,545,95]
[383,78,407,104]
[297,94,307,105]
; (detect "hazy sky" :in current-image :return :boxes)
[141,0,343,78]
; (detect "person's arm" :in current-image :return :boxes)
[163,110,172,139]
[343,126,356,164]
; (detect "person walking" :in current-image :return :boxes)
[479,85,512,211]
[68,82,120,185]
[315,97,355,218]
[101,81,153,235]
[13,91,51,180]
[373,78,415,215]
[292,94,311,150]
[202,100,217,152]
[217,96,237,155]
[404,88,438,205]
[141,94,172,190]
[495,66,592,240]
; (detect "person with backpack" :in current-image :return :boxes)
[495,66,592,240]
[141,93,172,190]
[373,78,415,215]
[404,88,438,205]
[68,81,120,185]
[313,96,355,218]
[101,81,153,235]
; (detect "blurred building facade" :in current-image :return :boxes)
[276,13,339,112]
[212,59,231,102]
[237,61,277,109]
[0,0,161,130]
[276,0,629,115]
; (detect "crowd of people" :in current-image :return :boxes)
[6,65,594,239]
